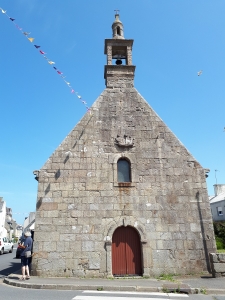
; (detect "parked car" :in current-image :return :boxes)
[16,236,25,258]
[0,237,14,254]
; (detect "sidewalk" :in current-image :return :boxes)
[3,273,225,295]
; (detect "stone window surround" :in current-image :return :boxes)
[110,153,137,187]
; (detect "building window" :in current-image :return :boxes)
[217,207,223,216]
[117,26,121,36]
[117,158,131,182]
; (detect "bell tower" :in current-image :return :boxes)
[104,12,136,88]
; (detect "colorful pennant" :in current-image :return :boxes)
[0,7,90,112]
[28,37,34,42]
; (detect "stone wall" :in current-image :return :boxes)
[32,86,216,278]
[209,253,225,277]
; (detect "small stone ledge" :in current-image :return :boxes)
[209,253,225,278]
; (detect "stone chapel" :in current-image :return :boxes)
[32,14,216,278]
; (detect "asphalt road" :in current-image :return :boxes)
[0,284,225,300]
[0,250,225,299]
[0,245,21,278]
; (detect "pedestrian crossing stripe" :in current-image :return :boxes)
[72,293,189,300]
[73,297,188,300]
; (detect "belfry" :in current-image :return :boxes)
[104,13,135,88]
[32,14,216,278]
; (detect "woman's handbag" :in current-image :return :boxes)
[25,250,31,258]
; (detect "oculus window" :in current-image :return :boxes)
[117,158,131,182]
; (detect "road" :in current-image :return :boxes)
[0,244,20,278]
[0,285,225,300]
[0,250,225,299]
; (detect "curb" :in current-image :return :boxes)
[4,277,225,295]
[3,277,160,292]
[191,288,225,295]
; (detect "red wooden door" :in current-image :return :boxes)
[112,226,142,276]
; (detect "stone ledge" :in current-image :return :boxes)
[209,253,225,277]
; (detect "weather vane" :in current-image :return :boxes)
[114,9,120,14]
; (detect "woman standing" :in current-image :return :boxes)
[19,231,33,280]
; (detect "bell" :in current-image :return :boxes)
[116,59,122,65]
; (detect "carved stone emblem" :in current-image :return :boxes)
[114,134,134,147]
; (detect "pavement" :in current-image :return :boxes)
[3,272,225,295]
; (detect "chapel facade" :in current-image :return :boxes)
[32,14,216,278]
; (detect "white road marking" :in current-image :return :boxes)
[72,293,189,300]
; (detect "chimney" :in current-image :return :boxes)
[213,184,225,196]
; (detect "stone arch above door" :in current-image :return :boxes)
[104,216,147,243]
[104,217,149,277]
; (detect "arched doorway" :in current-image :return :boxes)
[112,226,142,276]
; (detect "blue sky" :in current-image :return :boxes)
[0,0,225,225]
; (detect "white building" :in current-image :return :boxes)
[209,184,225,221]
[0,197,7,237]
[23,212,35,233]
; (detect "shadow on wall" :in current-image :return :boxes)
[196,191,211,273]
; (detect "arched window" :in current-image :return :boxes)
[117,158,131,182]
[116,26,121,36]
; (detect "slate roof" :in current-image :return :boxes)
[209,192,225,204]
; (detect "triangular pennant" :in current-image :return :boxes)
[1,9,6,13]
[48,61,55,65]
[71,89,75,93]
[34,45,41,48]
[23,32,30,36]
[28,37,34,42]
[16,25,22,30]
[10,18,15,21]
[40,50,46,54]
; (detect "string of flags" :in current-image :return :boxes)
[0,7,90,113]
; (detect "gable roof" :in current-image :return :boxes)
[210,192,225,204]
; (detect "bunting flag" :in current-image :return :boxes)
[0,7,90,112]
[28,37,34,42]
[16,25,22,30]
